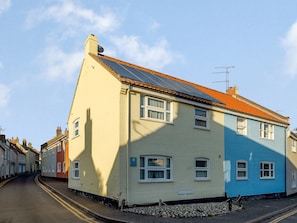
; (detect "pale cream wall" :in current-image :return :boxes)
[68,54,122,197]
[126,91,225,204]
[286,131,297,196]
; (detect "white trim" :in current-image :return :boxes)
[236,160,248,180]
[194,108,209,130]
[260,161,275,179]
[194,158,210,181]
[72,161,80,179]
[139,155,172,182]
[140,95,172,123]
[73,118,80,138]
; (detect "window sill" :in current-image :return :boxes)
[194,179,210,182]
[139,180,174,183]
[140,118,173,125]
[194,126,210,131]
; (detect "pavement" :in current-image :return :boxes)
[36,176,297,223]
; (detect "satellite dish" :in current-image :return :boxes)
[98,45,104,53]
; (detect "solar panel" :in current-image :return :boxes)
[99,57,221,103]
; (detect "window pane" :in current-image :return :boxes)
[148,98,164,108]
[166,102,170,111]
[195,119,207,127]
[196,171,207,177]
[195,109,206,117]
[166,158,171,168]
[196,160,207,168]
[140,170,145,180]
[166,113,170,122]
[166,170,171,179]
[148,110,164,120]
[140,157,144,167]
[148,170,164,179]
[263,163,269,169]
[238,171,246,177]
[148,158,164,167]
[238,162,246,168]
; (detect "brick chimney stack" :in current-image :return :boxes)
[84,34,98,58]
[0,134,5,143]
[56,126,62,136]
[22,139,27,147]
[227,86,239,97]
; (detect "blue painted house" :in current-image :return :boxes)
[196,86,290,197]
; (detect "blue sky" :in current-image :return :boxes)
[1,0,297,150]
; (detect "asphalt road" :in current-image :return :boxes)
[0,174,101,223]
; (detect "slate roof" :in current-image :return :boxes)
[90,53,289,125]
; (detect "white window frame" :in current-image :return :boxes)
[73,118,80,138]
[140,96,172,123]
[57,162,61,173]
[236,160,248,180]
[237,117,247,135]
[72,161,80,179]
[140,156,172,182]
[292,140,296,153]
[195,158,210,181]
[260,123,274,140]
[260,161,275,179]
[194,108,209,129]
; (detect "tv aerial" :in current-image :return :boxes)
[213,66,235,91]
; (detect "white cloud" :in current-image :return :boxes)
[38,46,83,82]
[110,35,184,71]
[149,21,160,32]
[282,21,297,78]
[0,0,10,15]
[25,0,119,34]
[0,83,10,109]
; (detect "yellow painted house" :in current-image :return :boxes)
[68,34,226,206]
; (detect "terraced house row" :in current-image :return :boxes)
[0,136,40,180]
[41,34,297,207]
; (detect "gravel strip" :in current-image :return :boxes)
[123,202,242,218]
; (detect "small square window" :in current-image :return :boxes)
[195,158,210,180]
[72,161,80,179]
[260,161,274,179]
[194,108,209,129]
[73,119,80,138]
[236,160,248,180]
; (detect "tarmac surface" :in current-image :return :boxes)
[38,176,297,223]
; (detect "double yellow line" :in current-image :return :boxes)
[34,176,99,223]
[269,208,297,223]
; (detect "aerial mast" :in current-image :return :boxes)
[213,66,235,91]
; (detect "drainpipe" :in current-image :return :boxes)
[126,85,131,205]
